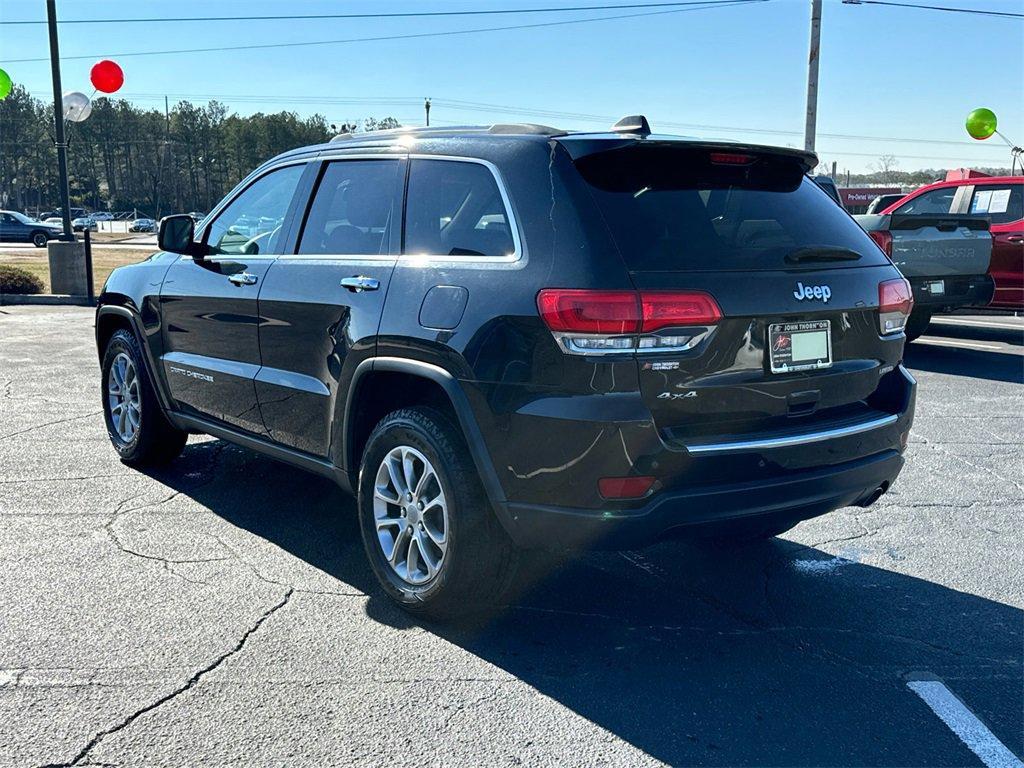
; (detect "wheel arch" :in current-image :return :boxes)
[95,304,174,412]
[341,357,514,536]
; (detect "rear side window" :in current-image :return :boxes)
[404,159,516,258]
[969,185,1023,225]
[298,160,398,256]
[893,187,956,216]
[575,146,889,272]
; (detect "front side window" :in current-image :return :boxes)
[404,159,515,258]
[893,187,957,216]
[970,185,1023,225]
[205,164,304,256]
[297,160,398,255]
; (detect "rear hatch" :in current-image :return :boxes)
[572,141,906,443]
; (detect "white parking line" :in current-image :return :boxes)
[931,318,1024,331]
[907,680,1023,768]
[919,337,1003,351]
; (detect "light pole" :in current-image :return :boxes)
[804,0,823,153]
[46,0,74,241]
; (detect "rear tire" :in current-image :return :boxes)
[357,407,519,617]
[31,231,48,248]
[903,310,932,342]
[101,329,187,466]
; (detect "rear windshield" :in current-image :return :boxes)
[575,146,889,272]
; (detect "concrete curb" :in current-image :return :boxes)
[0,294,94,306]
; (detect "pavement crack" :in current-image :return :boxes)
[40,589,294,768]
[0,410,102,442]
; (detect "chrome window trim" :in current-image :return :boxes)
[684,414,899,456]
[401,154,523,265]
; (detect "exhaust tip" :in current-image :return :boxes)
[858,481,890,508]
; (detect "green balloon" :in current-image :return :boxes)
[966,108,997,140]
[0,68,11,100]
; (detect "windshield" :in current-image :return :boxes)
[576,146,889,272]
[7,211,34,224]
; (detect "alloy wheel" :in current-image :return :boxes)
[107,352,141,443]
[373,445,449,585]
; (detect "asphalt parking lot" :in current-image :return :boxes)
[1,306,1021,767]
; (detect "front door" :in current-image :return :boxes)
[158,163,306,434]
[970,183,1024,309]
[256,157,403,458]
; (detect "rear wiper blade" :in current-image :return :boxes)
[785,246,863,264]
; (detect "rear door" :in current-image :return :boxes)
[158,162,306,434]
[255,155,404,458]
[970,182,1024,309]
[574,144,905,440]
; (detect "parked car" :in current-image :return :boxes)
[95,118,916,616]
[72,216,97,232]
[186,211,207,222]
[878,176,1023,312]
[865,193,907,215]
[129,218,156,233]
[856,195,995,340]
[91,212,114,221]
[42,217,64,227]
[811,175,845,209]
[0,209,63,247]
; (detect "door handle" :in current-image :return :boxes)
[227,272,258,286]
[1007,235,1024,244]
[341,276,380,292]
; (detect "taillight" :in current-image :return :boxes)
[869,230,893,258]
[878,278,913,335]
[536,289,721,354]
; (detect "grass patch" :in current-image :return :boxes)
[0,247,153,294]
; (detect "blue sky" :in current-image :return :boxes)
[1,0,1022,173]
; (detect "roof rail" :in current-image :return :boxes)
[329,123,563,143]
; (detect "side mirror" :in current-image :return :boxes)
[158,214,207,259]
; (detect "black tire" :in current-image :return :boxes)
[101,329,187,466]
[903,310,933,342]
[357,407,519,617]
[31,231,48,248]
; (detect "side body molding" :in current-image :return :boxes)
[343,357,514,536]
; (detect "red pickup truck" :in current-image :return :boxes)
[881,175,1024,310]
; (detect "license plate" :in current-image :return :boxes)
[926,280,945,295]
[768,321,832,373]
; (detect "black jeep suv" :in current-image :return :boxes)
[95,117,917,615]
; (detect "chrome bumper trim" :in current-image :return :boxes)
[685,414,899,456]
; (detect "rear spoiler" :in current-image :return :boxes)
[556,136,818,173]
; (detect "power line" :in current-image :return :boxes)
[3,1,766,63]
[0,0,768,25]
[841,0,1024,19]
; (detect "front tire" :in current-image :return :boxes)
[357,407,519,617]
[101,329,187,466]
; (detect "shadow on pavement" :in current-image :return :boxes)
[904,341,1024,384]
[147,440,1024,766]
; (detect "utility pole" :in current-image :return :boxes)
[804,0,823,153]
[424,97,431,127]
[46,0,73,240]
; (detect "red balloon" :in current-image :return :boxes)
[90,60,123,93]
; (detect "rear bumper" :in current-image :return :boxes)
[487,365,916,550]
[909,274,994,310]
[503,449,904,549]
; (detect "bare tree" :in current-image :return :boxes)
[873,154,899,184]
